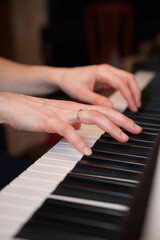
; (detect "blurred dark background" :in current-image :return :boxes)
[0,0,160,160]
[42,0,160,68]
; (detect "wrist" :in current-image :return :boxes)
[30,65,70,94]
[44,66,69,89]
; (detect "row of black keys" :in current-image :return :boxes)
[16,76,160,240]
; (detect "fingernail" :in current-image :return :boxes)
[84,146,92,155]
[121,132,129,141]
[134,123,142,132]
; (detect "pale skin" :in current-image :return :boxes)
[0,57,142,155]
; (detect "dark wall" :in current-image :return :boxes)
[42,0,160,67]
[130,1,160,51]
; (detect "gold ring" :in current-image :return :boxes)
[77,109,83,123]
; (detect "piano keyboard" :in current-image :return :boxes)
[0,71,160,240]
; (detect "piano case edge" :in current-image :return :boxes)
[120,134,160,240]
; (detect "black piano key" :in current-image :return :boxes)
[92,148,148,161]
[73,159,144,179]
[134,121,160,131]
[125,107,160,118]
[16,206,121,240]
[142,91,160,100]
[138,125,160,133]
[17,198,126,240]
[16,217,116,240]
[42,198,127,225]
[124,114,160,125]
[82,152,147,165]
[54,173,137,205]
[81,155,145,168]
[102,131,156,145]
[93,140,151,156]
[34,199,126,231]
[100,134,154,147]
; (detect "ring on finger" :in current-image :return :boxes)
[77,109,83,123]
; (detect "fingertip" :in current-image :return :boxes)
[121,132,129,142]
[134,123,142,133]
[83,146,92,156]
[129,105,138,113]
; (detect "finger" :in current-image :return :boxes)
[76,87,113,107]
[108,66,141,108]
[118,82,138,112]
[97,65,138,111]
[78,109,129,142]
[94,107,142,134]
[46,117,92,156]
[127,76,141,108]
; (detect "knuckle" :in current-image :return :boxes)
[127,118,135,127]
[128,73,135,81]
[116,79,123,90]
[122,80,128,87]
[108,122,117,133]
[61,124,73,137]
[120,114,128,122]
[108,101,114,108]
[90,110,101,119]
[97,64,109,73]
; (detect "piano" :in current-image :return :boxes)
[0,70,160,240]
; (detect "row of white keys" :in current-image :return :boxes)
[0,71,154,239]
[0,124,103,238]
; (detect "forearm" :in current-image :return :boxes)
[0,57,67,96]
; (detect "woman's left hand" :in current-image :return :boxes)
[55,64,141,112]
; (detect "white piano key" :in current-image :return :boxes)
[1,185,49,200]
[20,170,65,183]
[51,143,79,151]
[0,194,43,209]
[77,129,103,138]
[0,218,24,236]
[42,151,81,161]
[60,136,97,144]
[55,140,95,148]
[79,124,104,133]
[49,194,129,212]
[0,233,27,240]
[36,157,76,168]
[27,163,72,175]
[48,147,83,157]
[0,205,33,221]
[135,71,155,90]
[11,177,56,192]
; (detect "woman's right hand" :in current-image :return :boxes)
[0,92,142,156]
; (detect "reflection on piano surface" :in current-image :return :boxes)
[0,71,160,240]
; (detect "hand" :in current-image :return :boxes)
[56,64,141,112]
[0,92,142,156]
